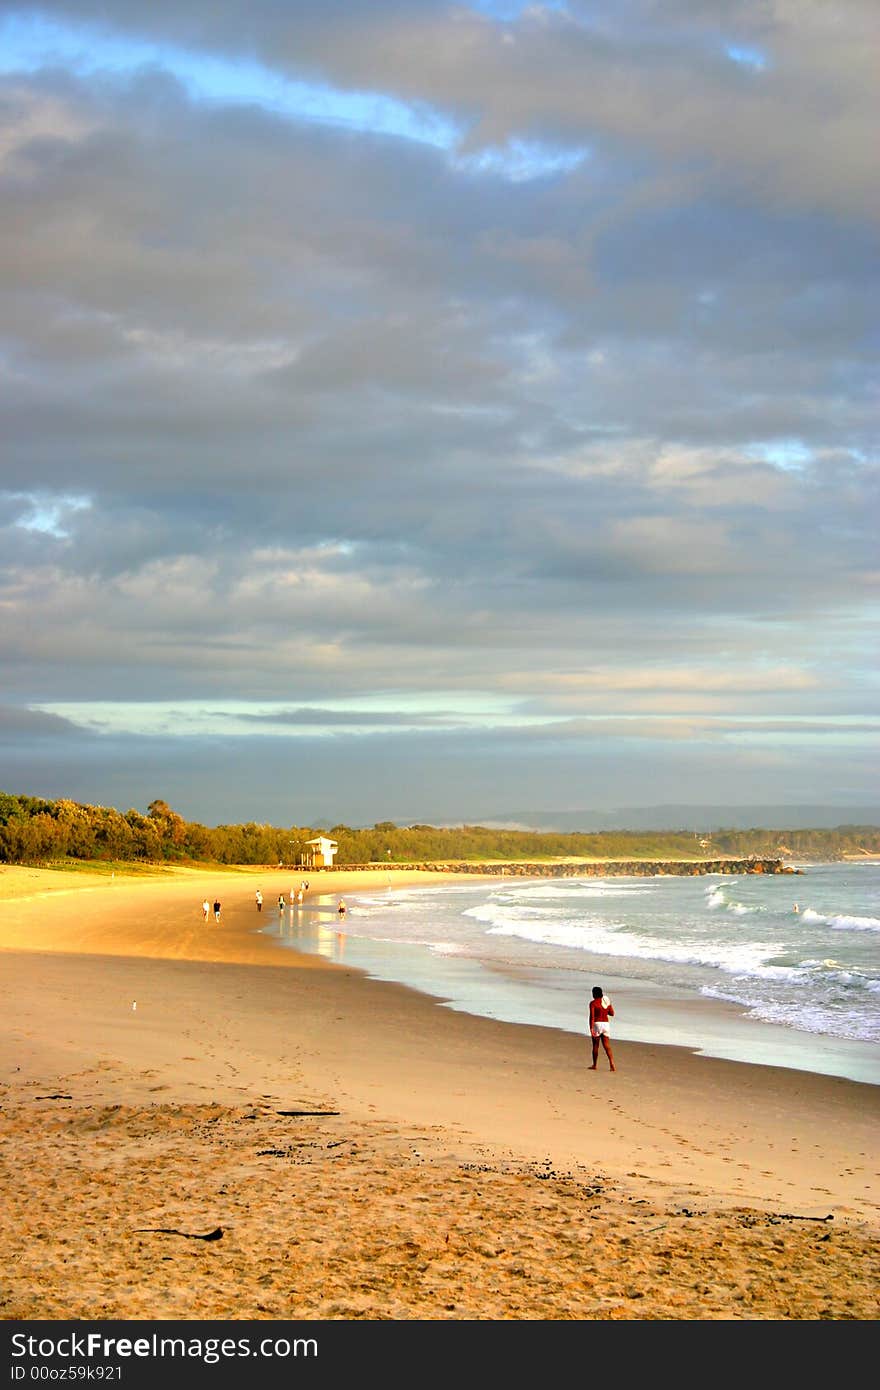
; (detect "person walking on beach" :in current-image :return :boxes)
[255,889,263,913]
[213,898,221,923]
[202,898,210,922]
[337,899,347,918]
[589,986,615,1071]
[278,894,285,913]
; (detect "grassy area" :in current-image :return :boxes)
[36,859,173,877]
[34,859,263,877]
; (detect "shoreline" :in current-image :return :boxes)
[271,888,880,1090]
[1,865,878,1319]
[6,860,874,1086]
[281,863,880,1090]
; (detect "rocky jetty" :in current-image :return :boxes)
[332,858,797,877]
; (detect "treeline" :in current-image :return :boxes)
[1,792,878,867]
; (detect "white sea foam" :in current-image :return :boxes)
[463,902,564,926]
[701,987,879,1042]
[829,914,880,932]
[799,908,880,932]
[484,915,796,979]
[303,865,880,1063]
[351,886,479,918]
[512,881,651,899]
[799,958,880,989]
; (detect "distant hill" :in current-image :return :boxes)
[487,806,880,833]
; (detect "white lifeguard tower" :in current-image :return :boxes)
[303,835,338,868]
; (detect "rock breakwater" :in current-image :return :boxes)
[325,858,796,877]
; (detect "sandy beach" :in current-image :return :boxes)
[1,864,877,1321]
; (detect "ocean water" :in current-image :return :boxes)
[262,863,880,1086]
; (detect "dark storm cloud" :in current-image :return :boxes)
[3,723,875,829]
[0,704,88,738]
[229,707,467,727]
[0,2,877,813]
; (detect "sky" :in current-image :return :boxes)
[1,0,878,828]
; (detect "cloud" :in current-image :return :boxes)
[230,706,468,728]
[0,704,92,739]
[0,2,876,817]
[11,1,877,219]
[1,722,875,828]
